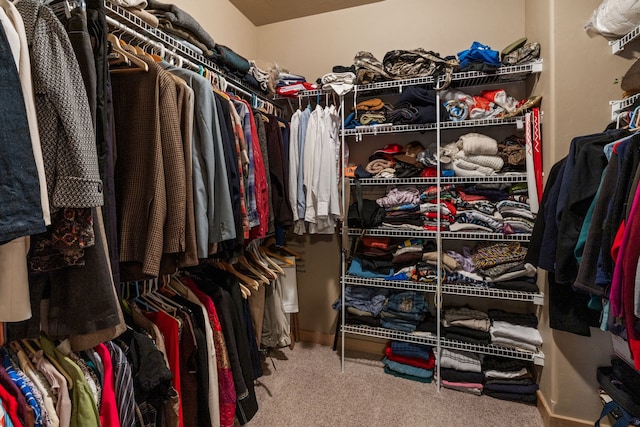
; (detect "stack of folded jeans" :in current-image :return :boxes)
[482,356,538,405]
[383,341,435,383]
[380,290,429,332]
[332,286,389,327]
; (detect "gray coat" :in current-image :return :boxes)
[17,0,103,209]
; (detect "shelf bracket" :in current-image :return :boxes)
[533,292,544,306]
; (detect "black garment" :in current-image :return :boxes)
[191,265,259,424]
[439,368,484,384]
[573,154,619,295]
[242,298,263,380]
[118,329,174,408]
[548,272,599,336]
[602,135,640,278]
[214,93,243,256]
[344,312,381,327]
[485,378,535,386]
[443,326,491,345]
[482,355,529,372]
[492,279,539,293]
[487,309,538,328]
[60,6,97,125]
[266,115,293,227]
[524,158,565,269]
[555,130,627,283]
[172,295,212,427]
[483,390,537,404]
[86,0,120,285]
[360,258,394,275]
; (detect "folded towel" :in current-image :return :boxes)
[366,159,393,174]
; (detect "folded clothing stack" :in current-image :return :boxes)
[419,185,458,230]
[383,341,435,383]
[497,200,535,234]
[498,135,526,172]
[441,133,504,178]
[490,320,542,353]
[377,186,423,229]
[380,290,430,332]
[471,241,535,284]
[387,86,450,125]
[441,88,518,121]
[438,349,484,395]
[482,356,538,405]
[345,237,439,282]
[332,285,390,327]
[444,242,538,292]
[442,305,491,345]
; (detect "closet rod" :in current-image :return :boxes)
[106,16,196,70]
[105,16,277,113]
[105,1,279,113]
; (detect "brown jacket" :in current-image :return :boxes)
[111,57,186,278]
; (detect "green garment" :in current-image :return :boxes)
[40,336,100,427]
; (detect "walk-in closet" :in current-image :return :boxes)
[1,0,640,426]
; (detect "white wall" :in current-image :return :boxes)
[257,0,526,82]
[172,0,258,59]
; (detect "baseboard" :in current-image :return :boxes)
[537,390,594,427]
[298,330,386,355]
[298,329,335,346]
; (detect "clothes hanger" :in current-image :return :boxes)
[236,255,270,284]
[264,237,302,260]
[245,247,278,280]
[108,34,149,73]
[255,246,287,274]
[23,338,74,390]
[260,245,294,266]
[213,259,261,291]
[239,283,251,299]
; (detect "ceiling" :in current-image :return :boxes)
[229,0,385,26]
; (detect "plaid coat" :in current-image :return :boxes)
[111,57,186,278]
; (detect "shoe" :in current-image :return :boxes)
[501,37,527,58]
[502,42,540,66]
[502,95,542,118]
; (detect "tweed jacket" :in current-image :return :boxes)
[111,57,186,278]
[16,0,103,209]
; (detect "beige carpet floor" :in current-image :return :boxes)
[248,342,545,427]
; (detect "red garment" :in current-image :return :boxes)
[0,383,23,427]
[384,345,435,370]
[244,101,269,241]
[181,277,236,427]
[532,108,543,204]
[145,310,184,427]
[360,237,391,250]
[94,344,121,427]
[619,185,640,369]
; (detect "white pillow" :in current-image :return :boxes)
[585,0,640,37]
